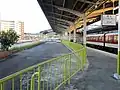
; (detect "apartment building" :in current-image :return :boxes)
[15,21,24,40]
[0,20,15,31]
[0,20,24,40]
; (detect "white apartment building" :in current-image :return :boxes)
[0,20,24,40]
[0,20,15,31]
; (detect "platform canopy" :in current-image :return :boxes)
[37,0,118,33]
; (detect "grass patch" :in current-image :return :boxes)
[10,41,41,52]
[62,40,83,51]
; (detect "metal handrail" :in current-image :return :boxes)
[0,48,84,83]
[0,47,86,90]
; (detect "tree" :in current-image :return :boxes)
[0,29,19,51]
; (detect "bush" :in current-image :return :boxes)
[0,29,19,51]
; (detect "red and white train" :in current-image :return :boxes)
[87,33,118,49]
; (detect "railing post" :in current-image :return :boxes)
[50,63,52,90]
[0,83,3,90]
[78,51,81,69]
[38,66,41,90]
[84,47,87,65]
[12,78,15,90]
[63,56,67,84]
[55,61,58,88]
[20,74,22,90]
[47,63,49,90]
[81,49,84,71]
[77,52,80,70]
[30,72,39,90]
[68,54,71,84]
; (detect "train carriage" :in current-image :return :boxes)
[87,33,118,49]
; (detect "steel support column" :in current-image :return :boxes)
[117,0,120,75]
[65,31,69,40]
[83,14,87,46]
[69,31,71,41]
[73,25,76,42]
[113,0,120,79]
[83,13,87,65]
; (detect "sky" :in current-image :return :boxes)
[0,0,51,33]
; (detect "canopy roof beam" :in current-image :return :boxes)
[43,3,83,17]
[49,19,69,26]
[77,0,98,5]
[56,6,82,17]
[50,22,68,29]
[47,16,73,25]
[47,12,76,19]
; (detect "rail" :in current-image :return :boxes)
[0,47,86,90]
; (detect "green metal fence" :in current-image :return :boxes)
[0,47,86,90]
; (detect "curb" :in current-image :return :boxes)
[62,43,73,52]
[61,42,89,89]
[0,53,16,62]
[61,42,89,75]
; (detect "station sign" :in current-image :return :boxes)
[101,15,116,26]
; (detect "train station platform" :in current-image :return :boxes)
[65,47,120,90]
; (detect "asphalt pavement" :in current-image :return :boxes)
[65,47,120,90]
[0,42,71,79]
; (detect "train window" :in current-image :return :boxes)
[96,36,98,41]
[95,36,97,41]
[93,37,94,41]
[98,36,100,41]
[90,37,92,41]
[92,37,94,40]
[114,35,118,43]
[90,37,92,40]
[105,35,109,42]
[92,37,94,41]
[99,36,102,41]
[108,35,113,43]
[96,36,99,41]
[91,37,92,40]
[102,36,104,42]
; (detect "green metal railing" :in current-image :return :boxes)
[0,47,86,90]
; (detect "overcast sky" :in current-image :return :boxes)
[0,0,51,33]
